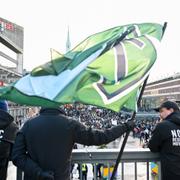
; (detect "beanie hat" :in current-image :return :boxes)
[0,100,8,112]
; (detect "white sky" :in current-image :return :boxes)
[1,0,180,82]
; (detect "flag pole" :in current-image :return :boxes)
[110,76,149,180]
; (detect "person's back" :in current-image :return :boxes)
[12,107,134,180]
[13,108,75,179]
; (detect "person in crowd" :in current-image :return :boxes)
[96,163,103,178]
[12,107,135,180]
[70,143,78,178]
[81,163,88,180]
[139,129,145,145]
[148,101,180,180]
[144,128,150,143]
[0,100,18,180]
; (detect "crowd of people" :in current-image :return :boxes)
[63,103,161,148]
[133,118,160,146]
[63,103,130,130]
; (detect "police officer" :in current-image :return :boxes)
[81,163,88,180]
[148,101,180,180]
[0,100,18,180]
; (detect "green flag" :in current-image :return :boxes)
[0,23,165,112]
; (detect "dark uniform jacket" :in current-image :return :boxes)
[148,111,180,180]
[0,109,18,161]
[12,108,130,180]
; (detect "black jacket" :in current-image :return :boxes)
[148,111,180,180]
[0,109,18,159]
[12,108,129,180]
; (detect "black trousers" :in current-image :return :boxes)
[162,171,180,180]
[82,172,87,180]
[0,158,9,180]
[161,163,180,180]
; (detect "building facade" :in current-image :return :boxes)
[142,73,180,110]
[0,17,24,75]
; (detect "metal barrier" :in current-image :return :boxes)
[15,148,161,180]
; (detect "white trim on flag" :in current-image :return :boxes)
[93,70,151,105]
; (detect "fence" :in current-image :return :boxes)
[16,149,161,180]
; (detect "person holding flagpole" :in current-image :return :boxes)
[12,107,134,180]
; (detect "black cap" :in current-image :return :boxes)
[154,101,179,112]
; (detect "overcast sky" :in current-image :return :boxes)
[1,0,180,81]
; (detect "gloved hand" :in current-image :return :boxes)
[37,171,54,180]
[124,118,135,131]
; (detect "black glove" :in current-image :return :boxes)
[37,171,54,180]
[124,119,135,131]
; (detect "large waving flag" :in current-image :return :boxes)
[0,23,165,112]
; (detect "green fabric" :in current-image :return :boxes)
[0,23,165,112]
